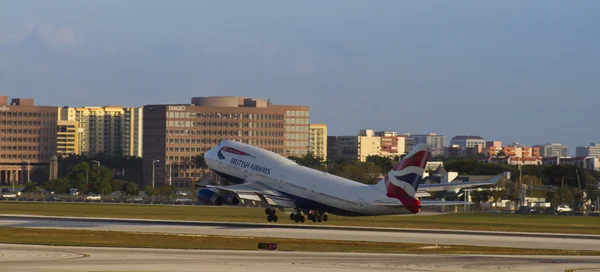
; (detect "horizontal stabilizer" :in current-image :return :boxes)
[417,173,506,192]
[420,200,473,206]
[369,200,473,208]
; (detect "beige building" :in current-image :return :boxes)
[57,120,79,156]
[308,124,327,161]
[328,129,381,162]
[328,129,407,162]
[58,106,143,157]
[142,96,309,187]
[0,96,57,185]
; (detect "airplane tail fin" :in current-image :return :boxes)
[374,143,431,199]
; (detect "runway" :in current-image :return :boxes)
[1,243,600,272]
[1,215,599,251]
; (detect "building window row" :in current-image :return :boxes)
[167,129,284,137]
[0,154,53,160]
[0,111,56,118]
[167,121,283,129]
[1,120,57,126]
[1,145,47,151]
[168,112,285,121]
[1,128,56,135]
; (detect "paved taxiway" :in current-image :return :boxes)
[1,244,600,272]
[1,215,599,251]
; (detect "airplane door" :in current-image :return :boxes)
[278,175,285,189]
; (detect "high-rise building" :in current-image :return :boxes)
[404,133,445,156]
[142,96,309,187]
[0,96,58,185]
[57,120,79,156]
[308,124,327,161]
[58,106,143,157]
[576,143,600,158]
[533,143,569,158]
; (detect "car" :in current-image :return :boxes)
[85,194,101,201]
[126,197,144,202]
[174,197,193,203]
[2,193,16,199]
[556,204,572,213]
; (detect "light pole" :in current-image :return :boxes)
[152,160,160,188]
[92,160,100,175]
[166,162,172,186]
[24,160,31,183]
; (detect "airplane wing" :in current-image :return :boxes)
[203,180,297,209]
[416,172,508,193]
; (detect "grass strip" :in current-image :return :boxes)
[0,227,598,256]
[1,202,599,235]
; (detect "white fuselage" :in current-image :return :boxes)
[204,140,413,216]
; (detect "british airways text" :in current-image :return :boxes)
[230,158,271,175]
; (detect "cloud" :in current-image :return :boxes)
[0,22,79,48]
[20,22,78,47]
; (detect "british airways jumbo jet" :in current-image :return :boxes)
[197,140,505,223]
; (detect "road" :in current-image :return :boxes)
[1,215,599,251]
[1,244,600,272]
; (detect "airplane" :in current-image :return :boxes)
[196,140,506,223]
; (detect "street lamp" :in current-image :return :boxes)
[24,160,31,183]
[152,160,160,188]
[166,162,172,186]
[92,160,100,175]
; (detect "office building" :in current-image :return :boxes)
[57,120,79,156]
[450,135,486,148]
[327,130,380,162]
[308,124,327,161]
[576,143,600,158]
[58,106,143,157]
[327,129,405,162]
[534,143,569,158]
[375,131,406,157]
[142,96,309,187]
[405,133,445,156]
[0,96,58,185]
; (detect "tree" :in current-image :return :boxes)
[288,152,324,170]
[125,182,140,196]
[144,186,158,196]
[31,167,49,185]
[111,179,128,194]
[67,162,91,192]
[22,182,38,194]
[366,155,395,174]
[44,178,70,194]
[496,150,506,157]
[90,179,112,195]
[193,153,207,181]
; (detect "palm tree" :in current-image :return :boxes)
[193,153,207,182]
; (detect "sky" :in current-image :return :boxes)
[0,0,598,153]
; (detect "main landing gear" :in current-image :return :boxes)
[307,210,328,223]
[266,208,328,224]
[290,209,306,223]
[265,207,278,222]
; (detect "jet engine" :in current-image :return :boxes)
[197,188,224,206]
[225,195,240,206]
